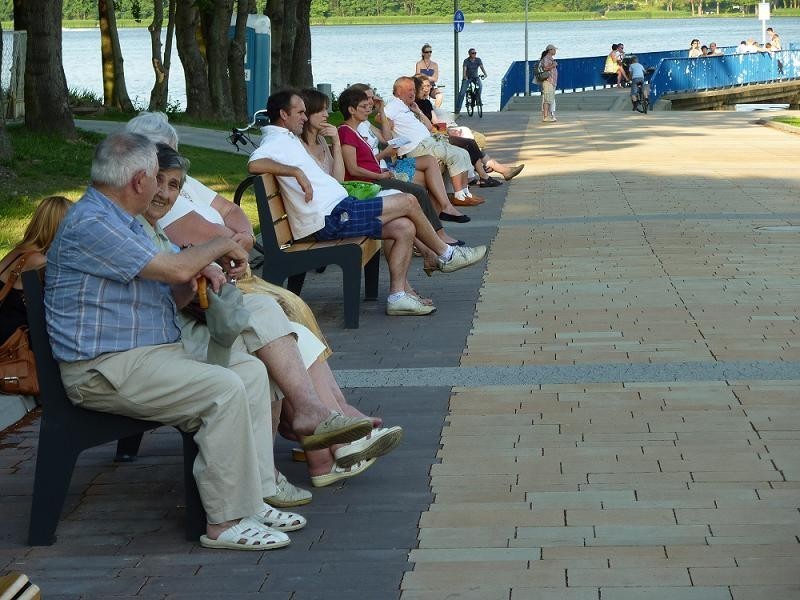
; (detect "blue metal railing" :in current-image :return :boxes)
[500,48,703,109]
[648,49,800,105]
[500,44,799,110]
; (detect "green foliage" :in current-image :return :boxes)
[68,87,103,107]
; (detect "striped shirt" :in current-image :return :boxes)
[45,187,180,362]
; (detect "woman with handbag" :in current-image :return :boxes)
[0,196,73,396]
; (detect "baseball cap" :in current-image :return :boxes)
[546,44,557,51]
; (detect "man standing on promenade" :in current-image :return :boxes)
[384,76,480,206]
[46,132,366,550]
[455,48,487,113]
[247,90,487,317]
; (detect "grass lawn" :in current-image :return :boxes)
[774,116,800,127]
[0,125,257,257]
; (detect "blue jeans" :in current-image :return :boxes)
[456,77,482,113]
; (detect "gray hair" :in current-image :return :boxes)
[91,132,158,188]
[125,111,179,148]
[156,143,191,187]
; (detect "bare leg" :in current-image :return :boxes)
[308,359,382,426]
[450,171,468,193]
[255,335,333,435]
[413,155,464,217]
[378,214,417,293]
[484,156,517,178]
[381,193,449,257]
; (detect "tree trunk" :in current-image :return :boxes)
[13,0,27,31]
[0,22,12,162]
[22,0,76,137]
[292,0,313,89]
[175,0,214,118]
[148,0,176,111]
[98,0,134,111]
[264,0,313,90]
[228,0,253,122]
[200,0,235,121]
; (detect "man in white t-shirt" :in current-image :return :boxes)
[247,90,487,317]
[384,76,477,205]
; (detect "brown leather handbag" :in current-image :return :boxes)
[0,253,40,396]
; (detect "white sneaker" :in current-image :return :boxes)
[438,245,487,274]
[386,294,436,316]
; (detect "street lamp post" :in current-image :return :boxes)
[524,0,530,97]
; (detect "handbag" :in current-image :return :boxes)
[0,252,40,396]
[535,63,550,82]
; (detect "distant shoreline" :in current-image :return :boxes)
[3,11,798,30]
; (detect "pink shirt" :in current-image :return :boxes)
[337,124,382,181]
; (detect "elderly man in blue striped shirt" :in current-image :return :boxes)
[44,132,370,550]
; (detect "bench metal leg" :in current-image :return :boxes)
[286,272,307,296]
[342,260,363,329]
[363,252,380,302]
[28,434,80,546]
[181,431,206,541]
[115,433,143,462]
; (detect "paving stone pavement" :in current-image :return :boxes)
[3,110,800,599]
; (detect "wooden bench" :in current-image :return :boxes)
[21,271,206,545]
[234,174,381,329]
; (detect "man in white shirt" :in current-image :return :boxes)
[383,76,476,205]
[247,90,487,317]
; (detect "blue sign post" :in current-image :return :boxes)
[453,9,465,32]
[453,7,465,113]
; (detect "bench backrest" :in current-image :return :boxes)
[260,174,295,249]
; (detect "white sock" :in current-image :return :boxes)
[439,246,454,262]
[463,188,473,198]
[453,190,466,201]
[388,291,406,303]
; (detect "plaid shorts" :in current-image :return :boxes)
[315,196,384,240]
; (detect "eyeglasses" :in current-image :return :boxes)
[423,50,432,54]
[469,52,476,55]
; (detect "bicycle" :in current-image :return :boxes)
[632,79,649,114]
[464,75,485,118]
[228,108,269,152]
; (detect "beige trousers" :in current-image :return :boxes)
[407,136,471,178]
[60,343,274,524]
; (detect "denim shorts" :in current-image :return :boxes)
[315,196,383,240]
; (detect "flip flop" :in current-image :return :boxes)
[200,517,290,551]
[299,412,373,450]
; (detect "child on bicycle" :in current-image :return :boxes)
[628,56,646,111]
[456,48,487,113]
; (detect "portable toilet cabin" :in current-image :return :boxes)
[229,14,271,118]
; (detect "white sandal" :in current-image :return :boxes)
[265,472,312,508]
[200,517,290,551]
[310,458,376,488]
[252,502,307,532]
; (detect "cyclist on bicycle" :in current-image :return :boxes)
[456,48,487,113]
[629,56,647,111]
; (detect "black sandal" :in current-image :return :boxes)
[479,178,502,188]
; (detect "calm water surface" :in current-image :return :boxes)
[5,17,800,113]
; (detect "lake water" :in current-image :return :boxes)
[4,17,800,113]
